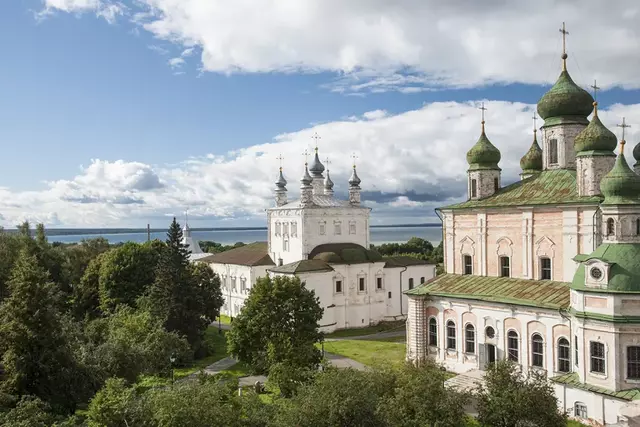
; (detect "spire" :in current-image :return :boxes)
[349,153,361,187]
[466,103,501,170]
[275,154,287,189]
[600,118,640,205]
[323,157,334,194]
[308,132,325,177]
[559,21,569,71]
[520,113,543,177]
[300,163,313,187]
[183,208,191,236]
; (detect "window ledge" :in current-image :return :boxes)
[589,371,608,380]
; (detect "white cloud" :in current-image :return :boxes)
[2,101,639,228]
[40,0,124,23]
[168,57,185,68]
[39,0,640,92]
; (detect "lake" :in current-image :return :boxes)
[49,226,443,246]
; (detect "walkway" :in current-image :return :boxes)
[327,329,406,342]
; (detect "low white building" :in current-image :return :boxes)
[200,148,436,332]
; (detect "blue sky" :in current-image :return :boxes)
[1,1,639,228]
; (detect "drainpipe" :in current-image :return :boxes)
[400,266,408,316]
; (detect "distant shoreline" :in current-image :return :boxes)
[5,223,441,237]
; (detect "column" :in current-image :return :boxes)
[522,210,533,279]
[478,213,487,276]
[563,210,579,282]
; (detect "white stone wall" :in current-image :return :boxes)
[600,205,640,244]
[468,169,500,200]
[577,155,616,197]
[210,263,271,318]
[555,383,626,426]
[542,123,587,170]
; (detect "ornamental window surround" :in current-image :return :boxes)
[358,275,366,292]
[349,221,356,235]
[291,221,298,237]
[240,277,247,293]
[540,257,552,280]
[275,221,281,236]
[282,222,289,236]
[463,255,473,275]
[231,277,237,292]
[334,221,342,235]
[334,278,343,294]
[376,275,383,290]
[319,221,326,235]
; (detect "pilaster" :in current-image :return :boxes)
[477,213,487,276]
[563,210,579,282]
[521,210,533,279]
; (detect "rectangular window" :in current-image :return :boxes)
[319,223,326,235]
[590,341,605,374]
[447,322,456,350]
[388,291,392,299]
[349,222,356,235]
[549,138,558,164]
[575,403,588,419]
[575,336,579,367]
[494,177,499,192]
[463,255,473,275]
[540,257,552,280]
[283,238,289,252]
[558,339,571,373]
[408,278,414,289]
[429,319,438,346]
[231,277,237,292]
[471,179,477,198]
[376,277,383,290]
[532,336,544,367]
[420,277,425,284]
[465,326,475,354]
[358,277,365,292]
[334,223,341,235]
[291,222,297,237]
[283,222,289,236]
[335,280,342,293]
[240,278,246,293]
[500,257,510,277]
[628,346,640,379]
[275,222,281,236]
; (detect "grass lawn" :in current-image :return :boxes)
[321,339,406,368]
[324,320,405,339]
[218,314,232,325]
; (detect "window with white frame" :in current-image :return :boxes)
[575,336,579,367]
[627,346,640,380]
[358,276,365,292]
[291,221,297,237]
[465,324,475,354]
[549,138,558,164]
[334,221,341,235]
[349,221,356,235]
[471,179,477,198]
[240,277,247,293]
[540,257,552,280]
[283,222,289,236]
[500,256,510,277]
[446,321,456,350]
[607,218,615,237]
[429,318,438,346]
[221,275,227,290]
[319,222,326,235]
[507,330,519,362]
[531,333,544,367]
[335,279,343,293]
[376,276,383,290]
[408,278,414,289]
[283,238,289,252]
[590,341,605,374]
[463,255,473,275]
[231,277,237,292]
[574,402,587,419]
[275,221,281,236]
[558,338,570,373]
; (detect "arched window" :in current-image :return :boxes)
[607,218,615,237]
[446,320,456,350]
[507,331,519,362]
[574,402,588,418]
[471,179,477,198]
[465,324,475,354]
[500,256,510,277]
[463,255,473,275]
[627,346,640,379]
[531,334,544,367]
[428,318,438,346]
[558,338,571,373]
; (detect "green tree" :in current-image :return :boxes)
[227,275,323,375]
[190,261,224,323]
[475,360,567,427]
[144,218,219,352]
[98,242,160,313]
[0,250,91,412]
[72,253,104,320]
[85,378,150,427]
[0,396,59,427]
[0,232,22,302]
[64,237,111,291]
[272,368,394,427]
[378,361,469,427]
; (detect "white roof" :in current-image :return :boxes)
[274,194,366,209]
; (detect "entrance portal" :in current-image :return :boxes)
[487,344,496,365]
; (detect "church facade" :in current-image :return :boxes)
[405,31,640,427]
[201,149,435,332]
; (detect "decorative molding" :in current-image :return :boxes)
[535,236,556,259]
[496,236,514,257]
[459,236,476,256]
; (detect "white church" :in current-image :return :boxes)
[405,26,640,426]
[198,148,435,332]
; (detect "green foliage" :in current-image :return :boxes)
[144,218,223,353]
[378,361,469,427]
[199,240,246,254]
[98,241,161,313]
[0,396,60,427]
[371,237,443,266]
[64,238,111,295]
[82,307,192,384]
[86,378,148,427]
[476,360,567,427]
[0,232,22,302]
[72,254,104,320]
[227,275,323,375]
[0,250,93,413]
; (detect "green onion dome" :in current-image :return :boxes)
[633,141,640,168]
[520,131,543,172]
[600,142,640,205]
[574,103,617,153]
[537,69,594,123]
[466,122,501,170]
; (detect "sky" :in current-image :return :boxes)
[1,1,640,228]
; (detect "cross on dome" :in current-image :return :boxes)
[617,118,631,152]
[559,22,569,69]
[311,132,321,152]
[532,111,538,133]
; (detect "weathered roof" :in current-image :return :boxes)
[383,256,434,268]
[600,151,640,206]
[466,126,501,171]
[552,372,640,401]
[274,194,366,209]
[309,243,383,264]
[269,259,333,274]
[537,69,593,126]
[442,169,601,210]
[572,243,640,293]
[198,242,274,267]
[405,273,570,310]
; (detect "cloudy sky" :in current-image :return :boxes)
[1,1,640,228]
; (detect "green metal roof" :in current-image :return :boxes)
[269,259,333,274]
[519,133,543,173]
[405,273,570,310]
[600,151,640,206]
[442,169,601,210]
[551,372,640,401]
[309,243,383,264]
[466,126,501,171]
[572,243,640,293]
[537,69,593,124]
[198,242,274,266]
[383,256,433,268]
[574,111,617,153]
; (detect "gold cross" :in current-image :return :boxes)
[478,102,487,122]
[590,80,600,102]
[324,157,331,171]
[311,132,321,152]
[617,117,631,145]
[276,154,284,170]
[302,149,309,164]
[351,153,359,168]
[559,22,569,69]
[532,111,538,133]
